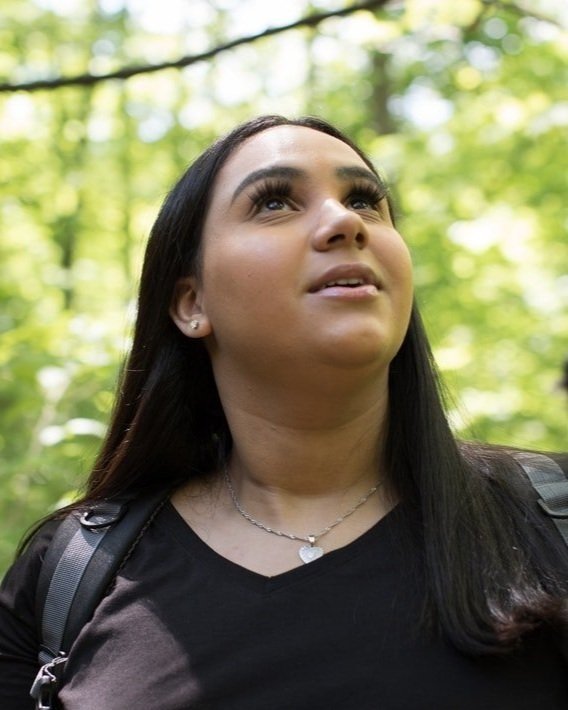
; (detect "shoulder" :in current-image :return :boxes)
[458,442,568,480]
[459,443,568,529]
[0,518,62,615]
[545,452,568,475]
[499,448,568,491]
[0,519,68,702]
[0,518,63,680]
[466,444,568,554]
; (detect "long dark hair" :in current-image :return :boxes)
[31,115,568,655]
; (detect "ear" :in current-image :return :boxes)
[170,276,212,338]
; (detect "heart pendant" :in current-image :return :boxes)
[299,545,324,564]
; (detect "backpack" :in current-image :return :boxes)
[30,490,169,710]
[29,453,568,709]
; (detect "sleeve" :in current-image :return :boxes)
[0,521,59,710]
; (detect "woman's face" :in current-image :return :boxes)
[175,125,413,379]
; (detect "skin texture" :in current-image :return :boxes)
[170,126,414,575]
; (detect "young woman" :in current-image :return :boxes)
[1,115,567,709]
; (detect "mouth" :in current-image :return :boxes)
[321,277,369,289]
[308,264,380,294]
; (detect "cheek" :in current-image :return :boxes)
[200,231,298,315]
[399,245,414,293]
[397,250,414,318]
[381,231,413,290]
[380,234,414,336]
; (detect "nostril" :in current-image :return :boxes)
[312,205,369,251]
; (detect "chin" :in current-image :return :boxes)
[318,331,400,371]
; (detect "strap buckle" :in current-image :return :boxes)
[79,501,127,529]
[30,654,68,709]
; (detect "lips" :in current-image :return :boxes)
[308,263,380,293]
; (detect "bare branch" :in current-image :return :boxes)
[0,0,391,93]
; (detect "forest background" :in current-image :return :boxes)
[0,0,566,576]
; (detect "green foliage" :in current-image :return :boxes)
[1,0,566,575]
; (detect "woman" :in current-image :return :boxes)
[1,115,567,709]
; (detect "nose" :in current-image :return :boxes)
[310,199,369,251]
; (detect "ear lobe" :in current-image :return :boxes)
[170,277,212,338]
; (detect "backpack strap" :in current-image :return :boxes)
[510,451,568,546]
[30,491,169,709]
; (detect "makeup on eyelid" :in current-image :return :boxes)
[245,177,388,216]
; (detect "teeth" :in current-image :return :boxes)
[324,278,364,287]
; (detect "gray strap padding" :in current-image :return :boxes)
[39,523,109,666]
[511,451,568,546]
[36,494,168,669]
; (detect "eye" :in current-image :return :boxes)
[349,195,374,210]
[263,197,287,211]
[248,179,294,213]
[346,182,386,213]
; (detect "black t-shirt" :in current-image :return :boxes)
[0,502,566,710]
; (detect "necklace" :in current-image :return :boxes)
[223,467,382,564]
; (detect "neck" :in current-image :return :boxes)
[202,346,397,545]
[171,366,395,575]
[214,365,392,529]
[229,404,385,490]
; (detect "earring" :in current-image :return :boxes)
[190,319,200,330]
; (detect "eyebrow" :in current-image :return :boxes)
[335,165,385,190]
[230,164,386,204]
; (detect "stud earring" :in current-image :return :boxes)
[190,320,199,330]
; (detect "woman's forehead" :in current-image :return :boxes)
[215,125,367,191]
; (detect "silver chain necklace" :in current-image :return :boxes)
[223,467,382,564]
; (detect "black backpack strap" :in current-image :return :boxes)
[510,451,568,546]
[30,491,169,709]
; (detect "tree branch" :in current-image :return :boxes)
[0,0,391,93]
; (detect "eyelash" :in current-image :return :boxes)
[247,179,387,214]
[347,181,386,211]
[248,180,292,212]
